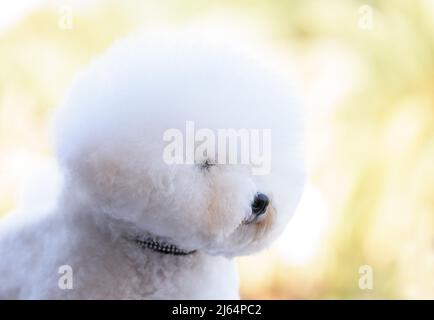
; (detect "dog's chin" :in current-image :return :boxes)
[200,239,264,258]
[125,209,274,257]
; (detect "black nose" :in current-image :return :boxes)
[251,193,269,216]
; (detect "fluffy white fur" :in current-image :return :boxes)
[0,28,304,299]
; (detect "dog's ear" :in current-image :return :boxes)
[59,130,162,220]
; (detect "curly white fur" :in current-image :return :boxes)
[0,27,305,299]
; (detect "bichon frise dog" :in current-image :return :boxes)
[0,28,305,299]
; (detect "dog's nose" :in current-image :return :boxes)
[251,193,269,216]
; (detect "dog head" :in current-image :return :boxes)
[55,29,305,257]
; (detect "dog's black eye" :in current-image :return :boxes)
[200,159,215,171]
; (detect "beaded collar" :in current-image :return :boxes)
[135,238,196,256]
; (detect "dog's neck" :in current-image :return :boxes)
[135,238,196,256]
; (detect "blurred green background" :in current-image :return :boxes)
[0,0,433,299]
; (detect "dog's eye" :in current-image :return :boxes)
[199,159,216,171]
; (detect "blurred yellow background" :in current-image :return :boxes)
[1,0,433,299]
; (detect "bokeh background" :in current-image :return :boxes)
[1,0,433,299]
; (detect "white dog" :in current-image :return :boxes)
[0,28,304,299]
